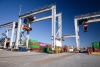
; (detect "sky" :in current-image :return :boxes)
[0,0,100,48]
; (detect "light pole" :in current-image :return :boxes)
[19,5,22,15]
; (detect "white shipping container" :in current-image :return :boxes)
[68,49,73,52]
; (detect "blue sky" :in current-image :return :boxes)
[0,0,100,48]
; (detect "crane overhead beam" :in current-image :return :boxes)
[6,28,12,31]
[75,12,100,20]
[63,36,76,38]
[63,34,76,38]
[19,4,54,18]
[0,22,17,28]
[86,18,100,23]
[31,13,61,23]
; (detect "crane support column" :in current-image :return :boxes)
[74,19,80,50]
[4,30,8,48]
[52,5,56,50]
[9,22,15,48]
[15,18,21,49]
[58,13,62,40]
[26,23,30,49]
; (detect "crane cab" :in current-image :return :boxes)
[83,23,88,32]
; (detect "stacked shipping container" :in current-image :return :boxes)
[92,42,100,52]
[87,42,100,54]
[21,39,75,53]
[46,44,52,53]
[87,47,93,54]
[28,39,52,53]
[61,46,68,52]
[28,39,40,51]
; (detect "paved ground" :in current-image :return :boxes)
[0,50,100,67]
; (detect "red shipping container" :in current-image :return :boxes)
[62,48,64,52]
[47,45,52,48]
[66,46,68,52]
[73,48,77,52]
[87,47,93,54]
[64,48,67,52]
[62,46,67,52]
[62,46,64,48]
[32,48,41,52]
[38,48,42,52]
[93,48,100,52]
[61,46,64,52]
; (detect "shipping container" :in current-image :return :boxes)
[42,47,47,53]
[68,46,73,49]
[61,46,67,52]
[61,48,64,52]
[39,48,42,52]
[28,45,40,48]
[87,47,93,54]
[28,44,40,46]
[68,49,73,52]
[29,39,38,42]
[38,42,46,47]
[47,44,52,48]
[93,48,100,52]
[19,47,26,51]
[99,42,100,48]
[40,46,47,48]
[47,48,50,53]
[92,42,99,48]
[61,46,64,52]
[28,42,38,45]
[32,48,41,51]
[73,48,77,52]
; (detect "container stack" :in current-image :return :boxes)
[46,44,52,53]
[28,39,41,51]
[47,44,52,48]
[73,48,77,52]
[87,42,100,55]
[87,47,93,54]
[61,46,64,52]
[28,39,53,53]
[68,46,73,52]
[92,42,100,52]
[38,42,47,53]
[19,46,26,51]
[61,45,68,52]
[99,42,100,50]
